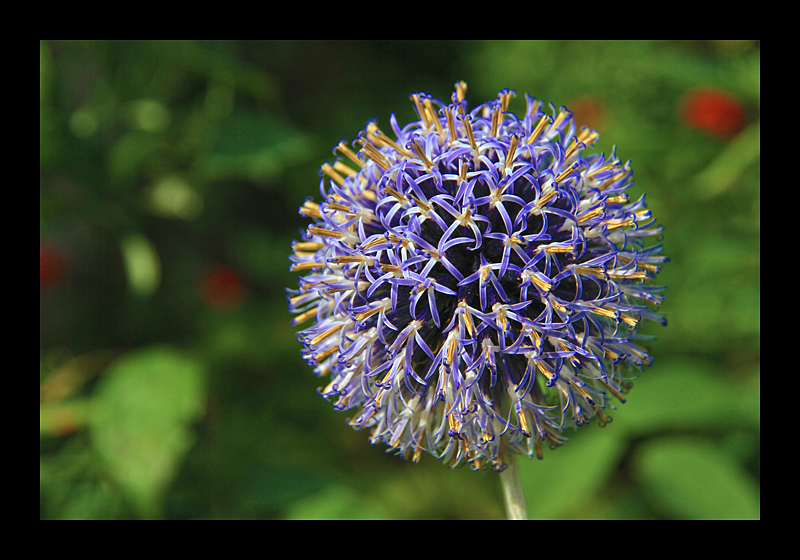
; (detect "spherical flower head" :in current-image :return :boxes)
[288,83,667,471]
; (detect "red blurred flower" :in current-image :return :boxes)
[680,87,746,139]
[200,265,244,308]
[569,96,605,132]
[40,244,66,287]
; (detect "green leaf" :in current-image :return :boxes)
[107,130,167,187]
[616,360,760,436]
[518,423,627,519]
[89,346,206,518]
[283,484,391,520]
[634,436,759,519]
[201,111,315,181]
[235,464,326,516]
[691,120,760,200]
[120,232,161,298]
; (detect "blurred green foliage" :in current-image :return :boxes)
[40,40,759,520]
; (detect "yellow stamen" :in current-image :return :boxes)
[457,206,472,228]
[490,104,501,137]
[384,185,408,203]
[323,202,352,213]
[333,160,356,177]
[577,205,605,224]
[321,162,345,186]
[480,264,491,284]
[588,161,621,180]
[533,186,557,209]
[574,265,606,278]
[324,202,376,223]
[359,143,391,170]
[290,261,325,271]
[615,254,660,274]
[293,241,323,251]
[310,322,347,346]
[411,94,433,129]
[598,378,626,403]
[445,330,459,368]
[607,270,647,280]
[564,139,583,161]
[570,380,593,403]
[539,243,574,254]
[600,216,635,231]
[458,300,475,337]
[300,200,321,219]
[329,255,370,264]
[448,412,461,436]
[590,305,617,320]
[534,439,543,460]
[558,340,582,368]
[355,304,385,322]
[411,194,432,212]
[489,185,504,206]
[626,343,651,364]
[292,306,318,325]
[315,344,339,362]
[605,194,628,205]
[422,248,440,260]
[360,187,377,202]
[308,225,344,239]
[576,128,599,146]
[555,162,580,184]
[503,135,520,176]
[387,233,412,248]
[292,250,316,258]
[423,97,444,138]
[455,81,467,102]
[597,169,630,191]
[410,140,434,170]
[547,108,571,136]
[638,262,660,273]
[493,303,508,332]
[337,141,364,168]
[372,126,415,158]
[522,269,552,292]
[517,407,531,437]
[499,89,516,114]
[445,105,458,144]
[526,115,552,144]
[599,344,619,361]
[289,292,314,306]
[534,359,556,383]
[461,114,479,154]
[527,328,542,352]
[361,237,384,250]
[364,122,384,146]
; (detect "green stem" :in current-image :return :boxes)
[499,450,529,520]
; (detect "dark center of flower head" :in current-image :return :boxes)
[288,82,667,471]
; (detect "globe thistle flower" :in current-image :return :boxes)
[288,82,667,472]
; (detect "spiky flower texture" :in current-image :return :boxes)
[289,83,666,471]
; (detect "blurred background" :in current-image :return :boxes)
[40,40,760,520]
